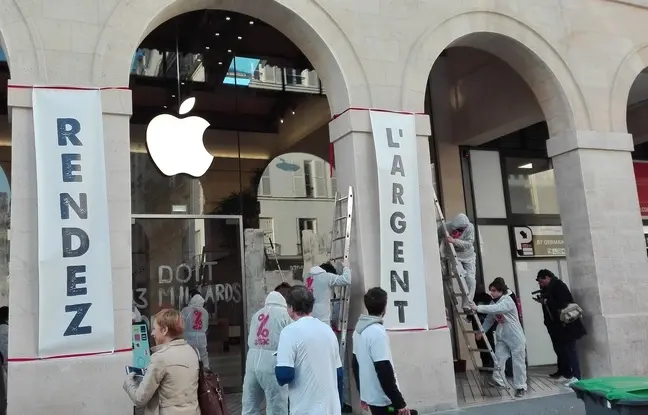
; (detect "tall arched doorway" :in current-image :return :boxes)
[124,7,349,401]
[408,16,582,406]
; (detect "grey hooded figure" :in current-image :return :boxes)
[438,213,476,309]
[242,291,292,415]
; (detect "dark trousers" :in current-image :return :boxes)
[549,331,568,376]
[558,340,581,379]
[369,406,418,415]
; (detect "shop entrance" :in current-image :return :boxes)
[131,214,245,393]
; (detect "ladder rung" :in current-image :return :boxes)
[477,367,497,372]
[337,196,349,202]
[334,216,347,222]
[469,348,493,353]
[333,236,346,241]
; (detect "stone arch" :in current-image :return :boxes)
[0,1,41,81]
[93,0,369,115]
[610,43,648,132]
[401,11,590,137]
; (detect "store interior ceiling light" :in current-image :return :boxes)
[519,163,533,169]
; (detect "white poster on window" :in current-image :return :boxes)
[371,111,428,330]
[33,87,115,358]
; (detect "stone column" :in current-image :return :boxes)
[7,85,134,414]
[548,130,648,377]
[329,110,456,413]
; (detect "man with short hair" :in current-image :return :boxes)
[352,287,411,415]
[275,286,344,414]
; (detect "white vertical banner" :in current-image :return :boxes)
[371,111,429,330]
[33,88,115,357]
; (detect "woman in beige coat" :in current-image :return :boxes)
[124,309,202,415]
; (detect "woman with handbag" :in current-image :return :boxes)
[124,309,201,415]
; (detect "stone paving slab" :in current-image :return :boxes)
[439,392,585,415]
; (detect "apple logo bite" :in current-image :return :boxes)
[146,97,213,177]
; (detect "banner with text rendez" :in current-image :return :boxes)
[371,111,428,330]
[33,88,115,358]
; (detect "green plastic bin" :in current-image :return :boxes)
[570,377,648,414]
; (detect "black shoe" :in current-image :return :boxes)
[342,404,353,413]
[549,372,562,379]
[514,389,526,398]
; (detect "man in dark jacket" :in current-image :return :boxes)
[535,269,586,386]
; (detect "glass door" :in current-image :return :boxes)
[131,214,245,393]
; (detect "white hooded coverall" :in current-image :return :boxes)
[180,294,210,369]
[477,291,527,390]
[306,265,352,325]
[243,291,292,415]
[439,214,476,309]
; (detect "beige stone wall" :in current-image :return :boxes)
[6,0,648,413]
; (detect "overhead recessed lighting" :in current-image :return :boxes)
[205,46,210,50]
[163,105,168,109]
[280,119,284,124]
[225,16,231,21]
[181,82,185,85]
[249,21,254,25]
[227,49,232,53]
[218,61,223,65]
[171,94,176,98]
[519,163,533,169]
[215,32,220,36]
[237,36,242,40]
[291,110,295,115]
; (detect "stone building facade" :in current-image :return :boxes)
[4,0,648,413]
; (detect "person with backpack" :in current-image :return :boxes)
[242,291,292,415]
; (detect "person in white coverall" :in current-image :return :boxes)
[470,278,527,398]
[180,292,210,369]
[307,262,352,324]
[439,213,476,310]
[242,291,292,415]
[307,261,353,412]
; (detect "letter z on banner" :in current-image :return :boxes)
[370,111,428,330]
[33,88,115,358]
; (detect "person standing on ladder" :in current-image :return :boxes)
[438,213,476,312]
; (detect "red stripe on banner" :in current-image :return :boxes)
[8,347,132,362]
[331,107,426,120]
[333,325,448,333]
[7,85,130,91]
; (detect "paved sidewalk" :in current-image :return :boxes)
[440,392,585,415]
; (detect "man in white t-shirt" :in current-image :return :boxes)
[275,285,344,415]
[352,287,412,415]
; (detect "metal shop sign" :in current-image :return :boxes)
[513,226,565,258]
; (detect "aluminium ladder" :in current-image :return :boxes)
[330,186,354,363]
[433,187,511,397]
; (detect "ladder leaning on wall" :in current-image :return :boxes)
[433,186,512,397]
[330,186,354,364]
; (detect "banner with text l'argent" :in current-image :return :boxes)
[33,87,115,358]
[371,111,428,331]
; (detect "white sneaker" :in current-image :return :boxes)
[563,377,579,387]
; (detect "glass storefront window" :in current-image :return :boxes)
[132,216,243,392]
[257,153,335,259]
[505,157,559,215]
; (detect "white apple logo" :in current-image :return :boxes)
[146,97,213,177]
